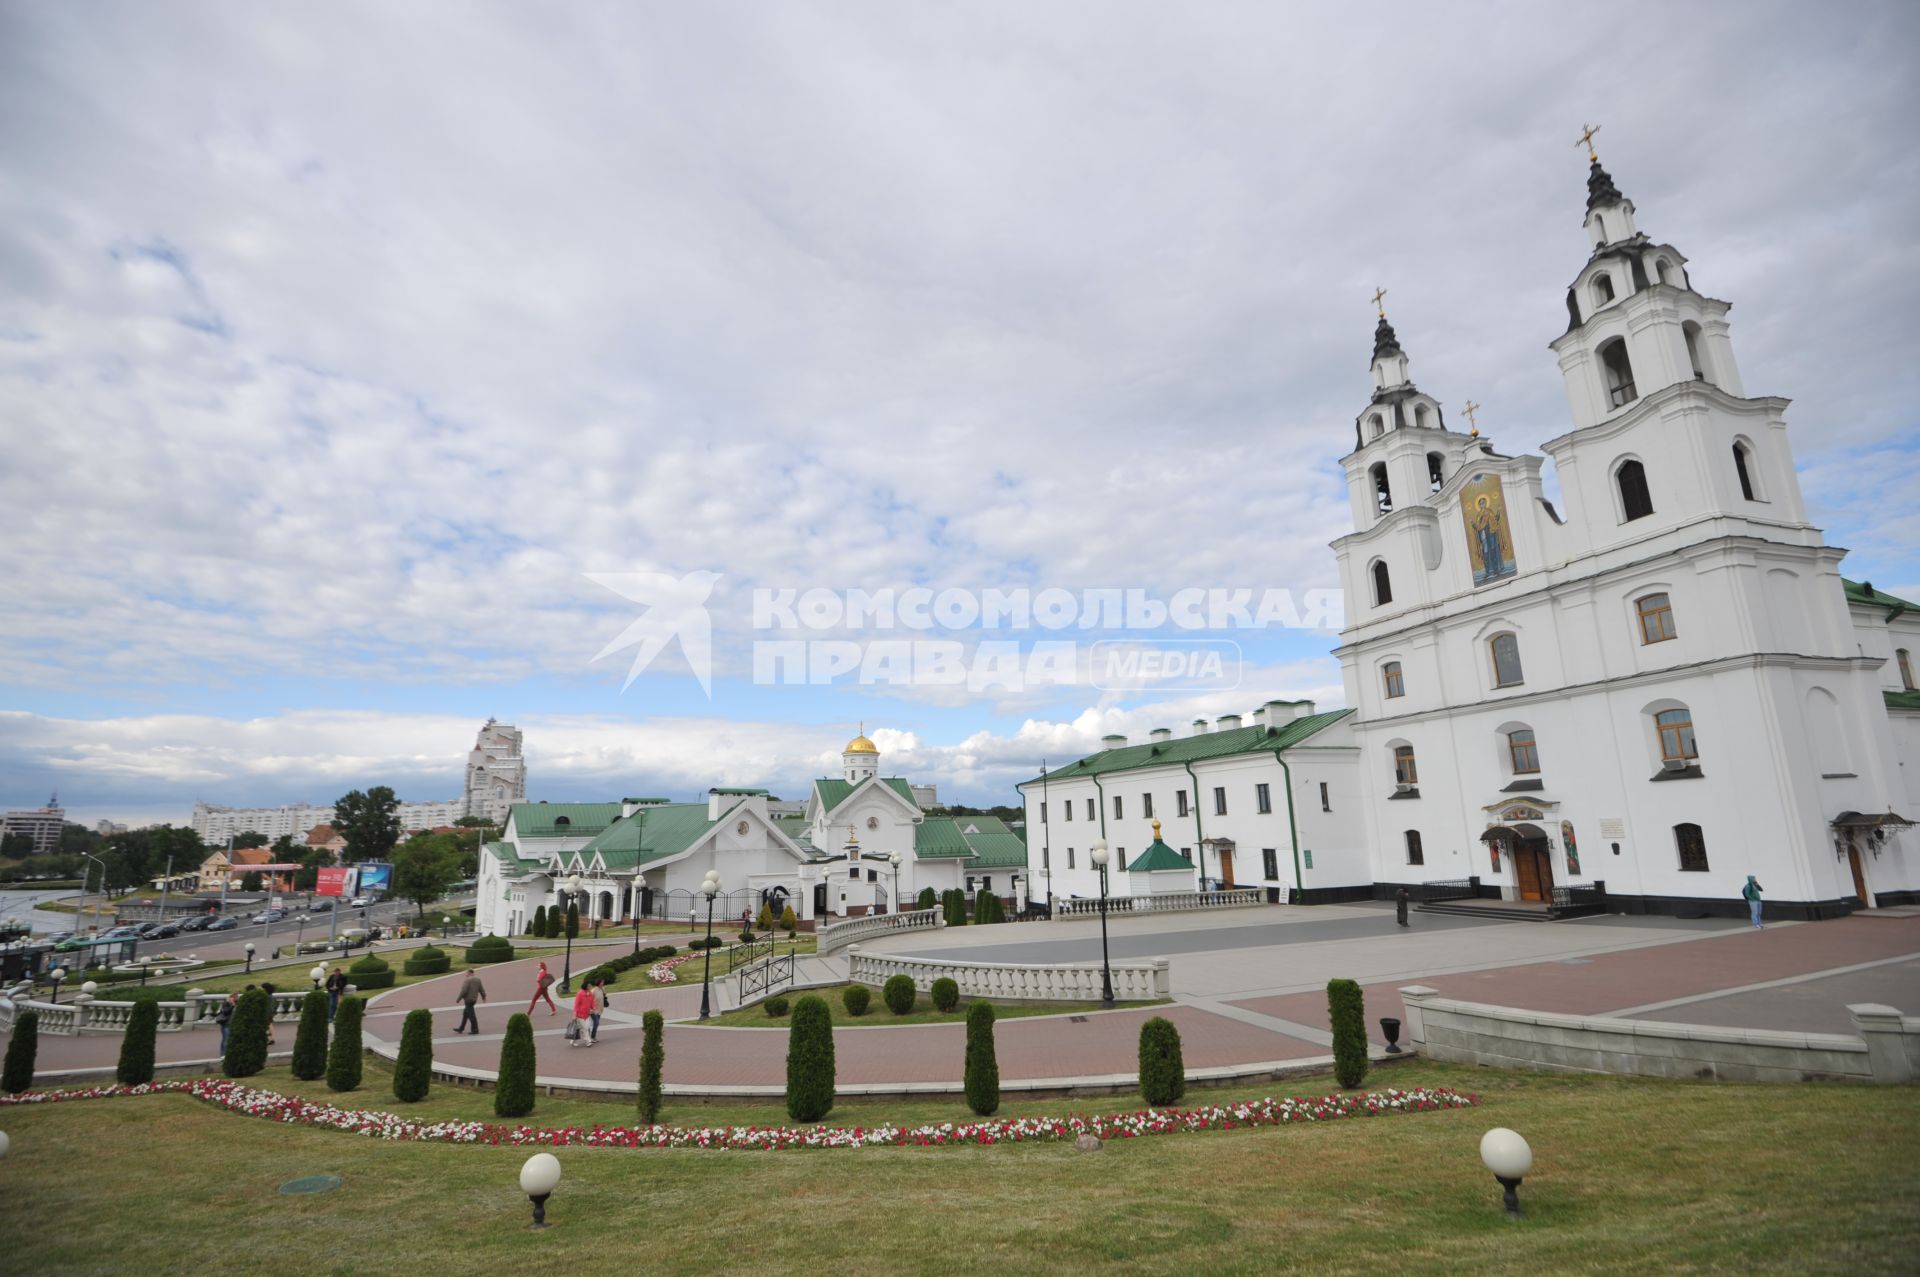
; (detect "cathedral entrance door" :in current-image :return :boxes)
[1846,843,1871,905]
[1511,826,1554,902]
[1218,848,1235,889]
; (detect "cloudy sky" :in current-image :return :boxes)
[2,2,1916,826]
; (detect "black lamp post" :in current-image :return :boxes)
[698,870,720,1020]
[1089,841,1115,1008]
[244,941,255,974]
[631,908,641,956]
[558,872,582,995]
[47,966,65,1004]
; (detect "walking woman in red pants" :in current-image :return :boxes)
[527,959,558,1016]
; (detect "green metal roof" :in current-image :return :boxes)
[956,816,1028,868]
[1887,689,1920,712]
[1022,709,1354,786]
[507,803,623,838]
[1844,578,1918,616]
[1127,839,1195,873]
[813,776,917,815]
[913,817,975,859]
[573,802,718,871]
[709,787,769,796]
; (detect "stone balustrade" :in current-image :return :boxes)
[0,987,324,1036]
[1052,888,1261,919]
[817,908,940,955]
[847,946,1170,1003]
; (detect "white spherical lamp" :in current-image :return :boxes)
[1479,1127,1533,1217]
[1089,841,1109,869]
[519,1152,562,1228]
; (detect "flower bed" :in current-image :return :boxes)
[0,1079,1476,1151]
[645,953,702,984]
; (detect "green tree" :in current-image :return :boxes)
[332,787,402,864]
[272,834,298,856]
[452,816,492,828]
[326,995,365,1092]
[785,994,835,1122]
[637,1009,665,1124]
[392,832,463,919]
[1328,978,1368,1090]
[757,902,775,931]
[495,1013,536,1118]
[2,1009,37,1093]
[530,905,547,938]
[915,886,936,911]
[232,831,269,849]
[223,989,271,1078]
[393,1008,433,1102]
[1139,1017,1186,1105]
[964,1001,1000,1116]
[780,904,798,934]
[116,998,160,1086]
[291,990,329,1081]
[239,871,264,893]
[0,832,33,860]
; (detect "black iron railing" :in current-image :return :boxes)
[738,952,795,1003]
[726,936,775,973]
[1420,878,1477,903]
[1550,880,1608,916]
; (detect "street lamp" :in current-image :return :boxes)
[1088,842,1116,1009]
[558,872,582,995]
[309,963,326,990]
[698,870,720,1021]
[47,967,65,1004]
[518,1152,562,1230]
[1479,1128,1534,1219]
[244,941,256,974]
[888,853,902,915]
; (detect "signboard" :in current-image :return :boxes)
[317,866,356,898]
[356,863,393,896]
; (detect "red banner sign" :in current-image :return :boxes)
[316,866,354,898]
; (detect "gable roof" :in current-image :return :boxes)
[913,814,1029,869]
[812,776,918,816]
[571,802,719,871]
[1127,839,1195,872]
[507,803,622,839]
[1844,578,1918,617]
[1023,709,1355,786]
[913,817,975,859]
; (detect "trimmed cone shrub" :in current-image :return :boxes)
[326,995,365,1092]
[757,902,774,931]
[465,935,515,964]
[931,977,960,1013]
[393,1008,432,1102]
[916,886,936,911]
[495,1013,536,1118]
[2,1009,36,1093]
[779,905,797,933]
[530,905,547,938]
[290,990,329,1081]
[637,1009,665,1124]
[347,953,394,990]
[115,997,160,1086]
[764,995,790,1018]
[785,994,835,1122]
[565,902,579,940]
[1138,1016,1186,1105]
[1328,977,1368,1089]
[882,974,915,1016]
[941,889,968,928]
[964,1000,999,1116]
[841,984,871,1017]
[223,989,271,1079]
[402,945,450,976]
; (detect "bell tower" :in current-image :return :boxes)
[1342,293,1467,534]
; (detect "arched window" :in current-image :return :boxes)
[1655,707,1697,763]
[1674,822,1710,872]
[1372,560,1393,606]
[1392,745,1418,787]
[1616,458,1653,521]
[1733,442,1758,501]
[1507,728,1541,774]
[1489,633,1524,687]
[1414,404,1431,429]
[1683,321,1708,382]
[1653,257,1671,284]
[1899,648,1916,691]
[1592,274,1615,307]
[1369,414,1385,439]
[1636,592,1677,644]
[1404,830,1424,866]
[1599,338,1637,408]
[1371,463,1393,513]
[1427,452,1445,493]
[1382,661,1405,699]
[1594,214,1608,242]
[553,815,571,828]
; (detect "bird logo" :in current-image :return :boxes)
[584,569,721,697]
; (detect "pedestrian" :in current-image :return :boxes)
[1395,886,1410,928]
[570,982,597,1047]
[215,991,237,1055]
[453,969,487,1035]
[1743,875,1764,929]
[528,960,558,1017]
[325,965,348,1021]
[589,976,607,1042]
[261,982,278,1047]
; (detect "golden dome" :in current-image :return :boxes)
[844,732,879,755]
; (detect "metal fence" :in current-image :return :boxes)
[1419,877,1480,903]
[737,952,795,1005]
[1549,880,1608,917]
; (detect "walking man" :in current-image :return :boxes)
[453,969,487,1035]
[215,991,237,1055]
[1395,886,1410,928]
[1743,875,1764,929]
[325,965,348,1021]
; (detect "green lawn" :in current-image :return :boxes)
[0,1062,1914,1275]
[701,982,1161,1028]
[588,936,818,995]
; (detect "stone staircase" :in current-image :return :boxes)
[711,952,846,1013]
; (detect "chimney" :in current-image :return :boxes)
[1217,714,1242,730]
[1266,699,1315,722]
[1101,734,1127,750]
[1191,718,1210,736]
[1251,708,1266,726]
[1149,727,1172,742]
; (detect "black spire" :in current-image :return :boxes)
[1586,160,1624,212]
[1371,314,1402,362]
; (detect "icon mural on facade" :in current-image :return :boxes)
[1561,820,1581,876]
[1461,472,1517,586]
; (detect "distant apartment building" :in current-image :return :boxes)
[2,795,66,855]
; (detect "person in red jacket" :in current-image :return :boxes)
[527,960,558,1017]
[569,983,597,1047]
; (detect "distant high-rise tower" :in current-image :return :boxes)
[464,719,527,823]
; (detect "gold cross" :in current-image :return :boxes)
[1463,399,1481,436]
[1577,123,1601,163]
[1371,286,1388,318]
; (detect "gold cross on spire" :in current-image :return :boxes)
[1577,123,1601,163]
[1462,399,1481,437]
[1371,286,1388,319]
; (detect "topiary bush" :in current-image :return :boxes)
[882,974,916,1016]
[637,1009,664,1124]
[1,1009,35,1094]
[291,989,329,1081]
[326,995,365,1092]
[841,984,871,1017]
[347,954,394,990]
[785,995,835,1122]
[223,989,271,1079]
[780,905,797,934]
[392,1008,432,1102]
[941,888,969,928]
[530,905,547,938]
[1328,977,1368,1090]
[465,935,515,964]
[931,977,960,1013]
[764,995,790,1018]
[757,902,775,931]
[964,1000,999,1116]
[402,945,450,976]
[1138,1016,1186,1106]
[916,886,937,912]
[115,998,160,1087]
[495,1013,536,1118]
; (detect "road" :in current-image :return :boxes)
[36,894,477,964]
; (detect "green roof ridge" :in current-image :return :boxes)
[1022,709,1353,786]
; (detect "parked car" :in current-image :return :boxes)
[309,900,334,912]
[176,915,215,932]
[145,922,182,940]
[204,916,240,931]
[133,922,167,938]
[99,925,142,940]
[250,908,286,925]
[53,934,95,951]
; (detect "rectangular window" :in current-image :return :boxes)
[1262,847,1279,879]
[849,867,860,879]
[1142,793,1154,819]
[1064,801,1073,822]
[1490,634,1524,687]
[1656,709,1697,762]
[981,877,991,891]
[1039,801,1047,824]
[1256,783,1272,814]
[1042,845,1050,869]
[1086,798,1094,821]
[867,869,877,881]
[1394,746,1419,786]
[1675,822,1709,872]
[1405,830,1424,865]
[1319,782,1331,812]
[1177,790,1190,817]
[1508,730,1541,774]
[1213,787,1227,816]
[1067,847,1075,869]
[1637,593,1677,644]
[1113,795,1123,820]
[1383,661,1405,698]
